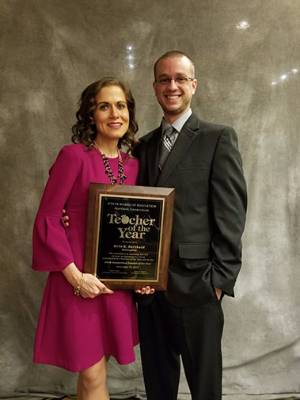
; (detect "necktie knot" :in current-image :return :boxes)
[162,126,177,151]
[164,125,175,139]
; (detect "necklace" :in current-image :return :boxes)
[93,143,127,185]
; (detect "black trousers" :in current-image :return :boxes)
[138,293,224,400]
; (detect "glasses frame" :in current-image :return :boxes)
[155,76,195,86]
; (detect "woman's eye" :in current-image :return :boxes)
[98,104,109,111]
[117,103,127,110]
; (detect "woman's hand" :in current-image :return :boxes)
[135,286,155,295]
[62,262,113,298]
[80,273,113,298]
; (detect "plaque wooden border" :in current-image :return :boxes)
[84,184,175,290]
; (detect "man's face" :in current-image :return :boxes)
[153,56,197,122]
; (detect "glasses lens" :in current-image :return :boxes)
[157,76,192,85]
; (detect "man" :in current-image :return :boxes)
[134,51,247,400]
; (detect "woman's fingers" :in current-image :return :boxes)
[76,274,114,298]
[99,285,114,294]
[95,277,114,295]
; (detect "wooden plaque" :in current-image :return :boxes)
[84,184,175,290]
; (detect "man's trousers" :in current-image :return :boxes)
[138,293,224,400]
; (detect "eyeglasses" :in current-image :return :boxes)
[155,76,195,86]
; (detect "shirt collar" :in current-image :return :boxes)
[162,108,192,133]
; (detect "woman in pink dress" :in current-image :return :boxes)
[32,77,139,400]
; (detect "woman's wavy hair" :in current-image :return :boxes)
[72,77,138,152]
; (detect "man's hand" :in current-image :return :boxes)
[135,286,155,295]
[215,287,222,300]
[61,209,70,227]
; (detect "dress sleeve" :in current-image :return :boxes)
[32,145,82,272]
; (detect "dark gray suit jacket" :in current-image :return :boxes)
[134,114,247,306]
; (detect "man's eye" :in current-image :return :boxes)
[159,78,170,84]
[176,77,187,84]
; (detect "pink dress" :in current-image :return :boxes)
[32,143,139,372]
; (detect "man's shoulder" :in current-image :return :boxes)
[138,127,160,144]
[136,114,236,145]
[133,128,160,158]
[188,114,234,135]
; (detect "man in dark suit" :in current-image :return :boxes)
[134,50,247,400]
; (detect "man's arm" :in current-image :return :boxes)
[210,127,247,296]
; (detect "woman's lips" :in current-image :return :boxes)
[107,122,123,128]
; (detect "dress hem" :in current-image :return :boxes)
[33,344,139,372]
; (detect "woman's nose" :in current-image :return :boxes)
[110,105,119,118]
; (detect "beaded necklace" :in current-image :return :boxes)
[93,143,127,185]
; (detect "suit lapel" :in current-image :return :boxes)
[157,114,200,186]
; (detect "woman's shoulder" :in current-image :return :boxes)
[49,144,93,172]
[57,143,92,160]
[60,143,89,154]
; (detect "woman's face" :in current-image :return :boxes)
[93,85,129,142]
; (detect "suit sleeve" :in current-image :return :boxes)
[210,128,247,296]
[32,146,82,272]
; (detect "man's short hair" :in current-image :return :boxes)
[153,50,195,79]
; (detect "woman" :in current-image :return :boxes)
[32,77,139,400]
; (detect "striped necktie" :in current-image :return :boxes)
[158,126,177,170]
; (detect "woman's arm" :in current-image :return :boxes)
[33,146,81,271]
[33,146,113,296]
[63,262,113,298]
